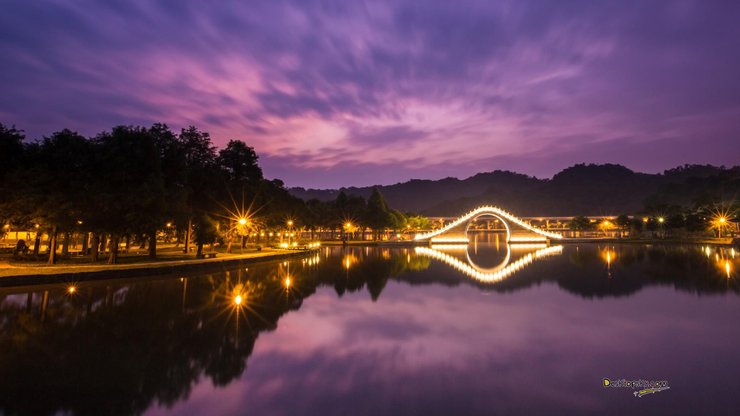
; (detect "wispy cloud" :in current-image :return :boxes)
[1,0,739,187]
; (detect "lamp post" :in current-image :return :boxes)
[286,220,294,247]
[717,217,727,238]
[238,217,249,252]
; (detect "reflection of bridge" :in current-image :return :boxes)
[415,206,564,244]
[415,244,563,283]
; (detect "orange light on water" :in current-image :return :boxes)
[726,261,732,279]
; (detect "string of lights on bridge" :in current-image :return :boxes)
[414,206,565,243]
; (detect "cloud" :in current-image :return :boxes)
[1,0,739,186]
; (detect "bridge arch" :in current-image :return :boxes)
[464,242,510,274]
[414,206,563,244]
[464,212,511,241]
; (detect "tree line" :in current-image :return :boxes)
[0,122,424,264]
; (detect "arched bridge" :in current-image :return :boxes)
[414,206,564,244]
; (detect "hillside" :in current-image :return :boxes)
[289,164,738,216]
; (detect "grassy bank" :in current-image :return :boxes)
[0,246,317,286]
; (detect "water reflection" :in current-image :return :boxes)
[415,244,563,283]
[0,242,738,415]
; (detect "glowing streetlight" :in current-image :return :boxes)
[711,213,732,237]
[658,217,665,223]
[287,220,294,227]
[238,218,248,226]
[234,294,243,306]
[67,285,77,294]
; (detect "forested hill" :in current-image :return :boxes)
[289,164,740,216]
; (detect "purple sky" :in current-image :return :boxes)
[2,1,739,188]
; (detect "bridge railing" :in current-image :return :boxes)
[414,206,564,241]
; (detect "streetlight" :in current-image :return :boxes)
[286,220,294,246]
[715,216,728,237]
[236,217,250,252]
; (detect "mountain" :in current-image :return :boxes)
[289,164,739,216]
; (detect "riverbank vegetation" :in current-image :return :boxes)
[0,123,419,265]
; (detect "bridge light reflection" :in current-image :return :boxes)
[415,245,562,284]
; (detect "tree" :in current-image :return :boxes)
[364,188,394,240]
[217,140,263,185]
[150,123,188,258]
[569,216,592,237]
[193,213,219,256]
[178,126,219,254]
[0,124,26,227]
[92,126,165,264]
[17,129,93,263]
[615,214,631,237]
[406,215,432,231]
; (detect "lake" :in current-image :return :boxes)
[1,235,738,415]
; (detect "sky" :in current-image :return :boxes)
[1,0,739,188]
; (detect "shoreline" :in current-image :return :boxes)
[0,249,317,287]
[379,237,736,247]
[1,237,734,287]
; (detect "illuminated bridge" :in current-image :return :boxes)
[414,206,565,244]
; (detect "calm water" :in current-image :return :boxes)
[1,234,739,415]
